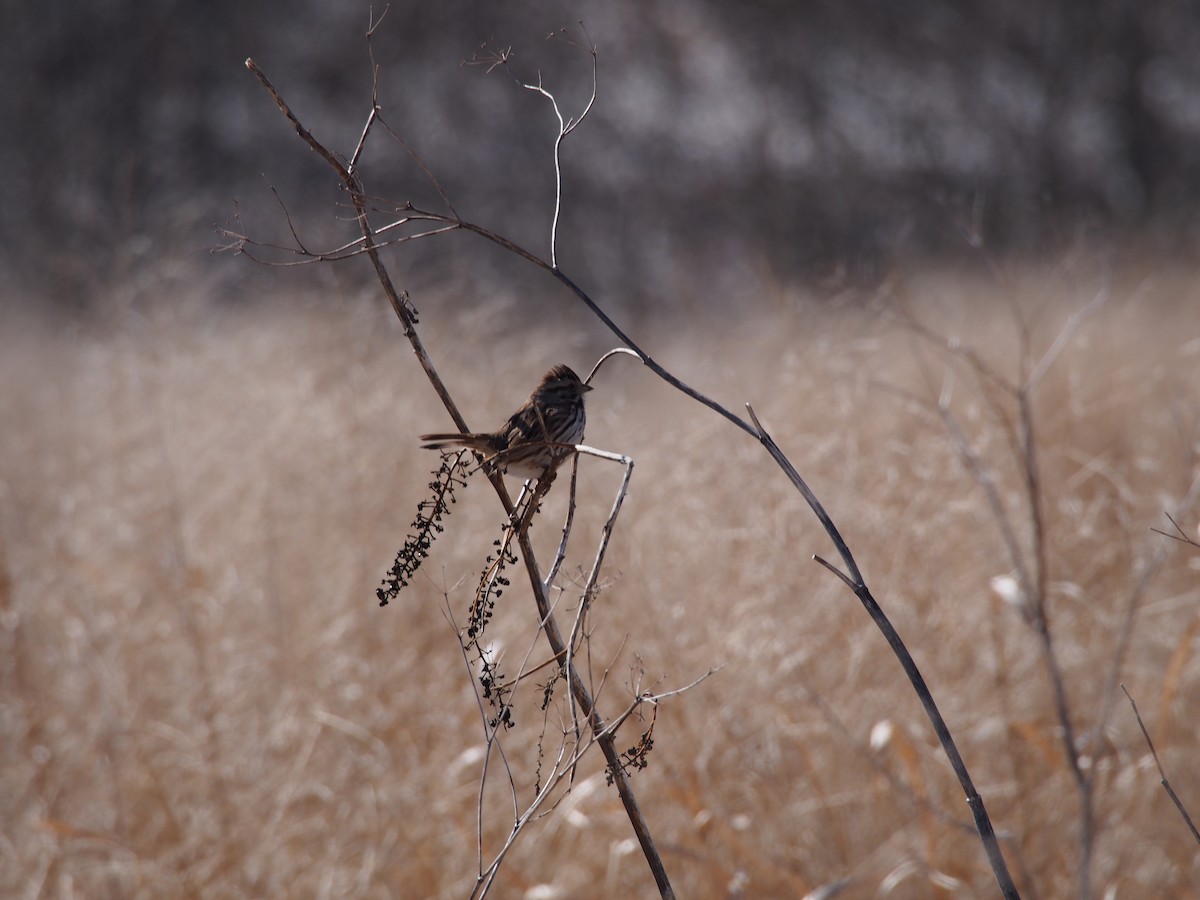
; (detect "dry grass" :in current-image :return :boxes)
[3,259,1199,898]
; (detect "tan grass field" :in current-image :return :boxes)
[2,259,1199,898]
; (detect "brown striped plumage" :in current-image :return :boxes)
[420,365,592,479]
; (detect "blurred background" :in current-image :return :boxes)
[4,0,1200,309]
[4,2,1200,897]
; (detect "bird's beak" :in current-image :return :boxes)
[581,383,594,392]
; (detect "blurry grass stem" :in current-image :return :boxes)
[900,284,1199,900]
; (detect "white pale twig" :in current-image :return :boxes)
[586,347,642,384]
[542,346,639,591]
[350,6,392,179]
[520,34,598,268]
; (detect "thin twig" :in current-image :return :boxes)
[749,408,1020,899]
[376,117,459,218]
[1121,685,1200,844]
[519,26,598,268]
[927,373,1034,610]
[1151,511,1200,547]
[1096,473,1200,735]
[443,601,519,880]
[565,449,634,735]
[812,554,857,591]
[586,347,642,384]
[268,182,310,254]
[544,454,580,591]
[1014,315,1094,900]
[243,58,469,441]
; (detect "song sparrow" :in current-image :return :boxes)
[420,364,593,479]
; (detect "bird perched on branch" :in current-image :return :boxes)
[421,364,592,479]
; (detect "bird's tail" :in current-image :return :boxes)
[420,433,501,452]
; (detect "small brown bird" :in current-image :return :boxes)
[421,364,593,479]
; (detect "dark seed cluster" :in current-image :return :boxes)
[466,532,521,729]
[376,454,467,606]
[607,722,657,785]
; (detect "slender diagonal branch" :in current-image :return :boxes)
[1122,685,1200,844]
[747,406,1019,898]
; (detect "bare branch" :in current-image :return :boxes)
[245,58,355,183]
[443,600,520,879]
[377,117,459,217]
[746,403,864,588]
[544,454,581,591]
[565,448,634,731]
[268,181,311,254]
[585,347,642,384]
[923,361,1034,611]
[238,44,1023,899]
[813,554,857,591]
[641,665,723,703]
[348,15,384,177]
[1122,685,1200,844]
[463,41,514,75]
[516,25,598,268]
[749,405,1019,898]
[1151,510,1200,547]
[891,305,1017,396]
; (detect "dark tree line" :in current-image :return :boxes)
[5,0,1198,306]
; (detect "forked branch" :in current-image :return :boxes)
[239,54,675,898]
[746,405,1018,898]
[237,43,1018,900]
